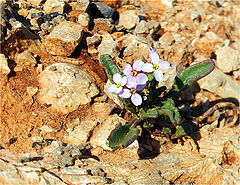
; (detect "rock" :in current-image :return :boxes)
[119,10,139,30]
[134,20,149,35]
[38,63,99,114]
[233,69,240,80]
[147,20,161,34]
[0,54,10,75]
[78,12,90,27]
[90,2,119,20]
[70,0,90,12]
[90,114,126,150]
[66,119,98,144]
[159,31,175,46]
[98,41,120,59]
[215,46,240,73]
[92,18,114,33]
[15,50,37,71]
[39,125,57,133]
[86,34,102,47]
[198,68,240,102]
[27,86,38,97]
[43,0,66,14]
[43,21,83,56]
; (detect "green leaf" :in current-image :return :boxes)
[107,122,140,149]
[171,122,193,139]
[139,107,159,119]
[157,99,181,126]
[173,60,215,91]
[162,127,171,138]
[100,54,122,83]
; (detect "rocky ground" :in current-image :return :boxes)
[0,0,240,184]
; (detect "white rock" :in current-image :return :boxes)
[40,125,57,133]
[38,63,99,114]
[119,10,139,30]
[198,68,240,102]
[78,13,90,27]
[90,114,126,150]
[0,54,10,75]
[43,21,83,56]
[98,42,120,60]
[43,0,66,14]
[216,46,240,73]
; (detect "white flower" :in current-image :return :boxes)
[107,73,127,94]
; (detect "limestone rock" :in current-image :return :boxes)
[90,114,126,150]
[43,0,66,14]
[0,54,10,75]
[15,50,37,71]
[119,10,139,30]
[43,21,83,56]
[38,63,99,114]
[98,41,120,59]
[216,46,240,73]
[70,0,90,12]
[198,68,240,102]
[78,12,90,27]
[134,20,149,35]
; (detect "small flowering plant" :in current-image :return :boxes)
[101,49,215,149]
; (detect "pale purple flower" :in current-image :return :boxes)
[107,73,127,94]
[123,60,148,85]
[142,48,170,82]
[119,82,146,106]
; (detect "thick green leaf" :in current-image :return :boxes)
[107,122,140,149]
[171,122,193,139]
[100,54,121,83]
[173,60,215,91]
[162,127,171,138]
[157,99,181,126]
[139,107,159,119]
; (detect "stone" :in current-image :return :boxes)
[70,0,90,12]
[43,0,66,14]
[147,20,161,34]
[119,10,139,30]
[90,2,118,20]
[86,34,102,47]
[78,12,90,27]
[134,20,149,35]
[215,46,240,73]
[0,54,10,75]
[98,41,120,59]
[38,63,99,114]
[159,31,175,46]
[92,18,114,33]
[90,114,126,150]
[43,21,83,56]
[39,125,57,133]
[198,68,240,102]
[15,50,37,71]
[66,119,98,145]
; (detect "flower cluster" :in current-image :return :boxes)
[107,48,170,106]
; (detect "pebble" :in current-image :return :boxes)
[92,18,114,33]
[78,13,90,27]
[86,34,102,47]
[16,50,37,70]
[134,20,149,35]
[70,0,90,12]
[38,63,99,114]
[119,10,139,30]
[43,21,83,56]
[43,0,66,14]
[0,54,10,75]
[39,125,57,133]
[90,2,118,20]
[215,46,240,73]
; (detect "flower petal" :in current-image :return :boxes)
[113,73,122,83]
[120,76,127,86]
[159,61,171,70]
[154,70,163,82]
[107,84,117,93]
[142,63,154,73]
[126,76,138,88]
[133,60,144,71]
[137,73,148,84]
[119,89,131,99]
[131,93,142,106]
[149,49,160,64]
[136,83,146,91]
[123,64,132,76]
[115,86,123,94]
